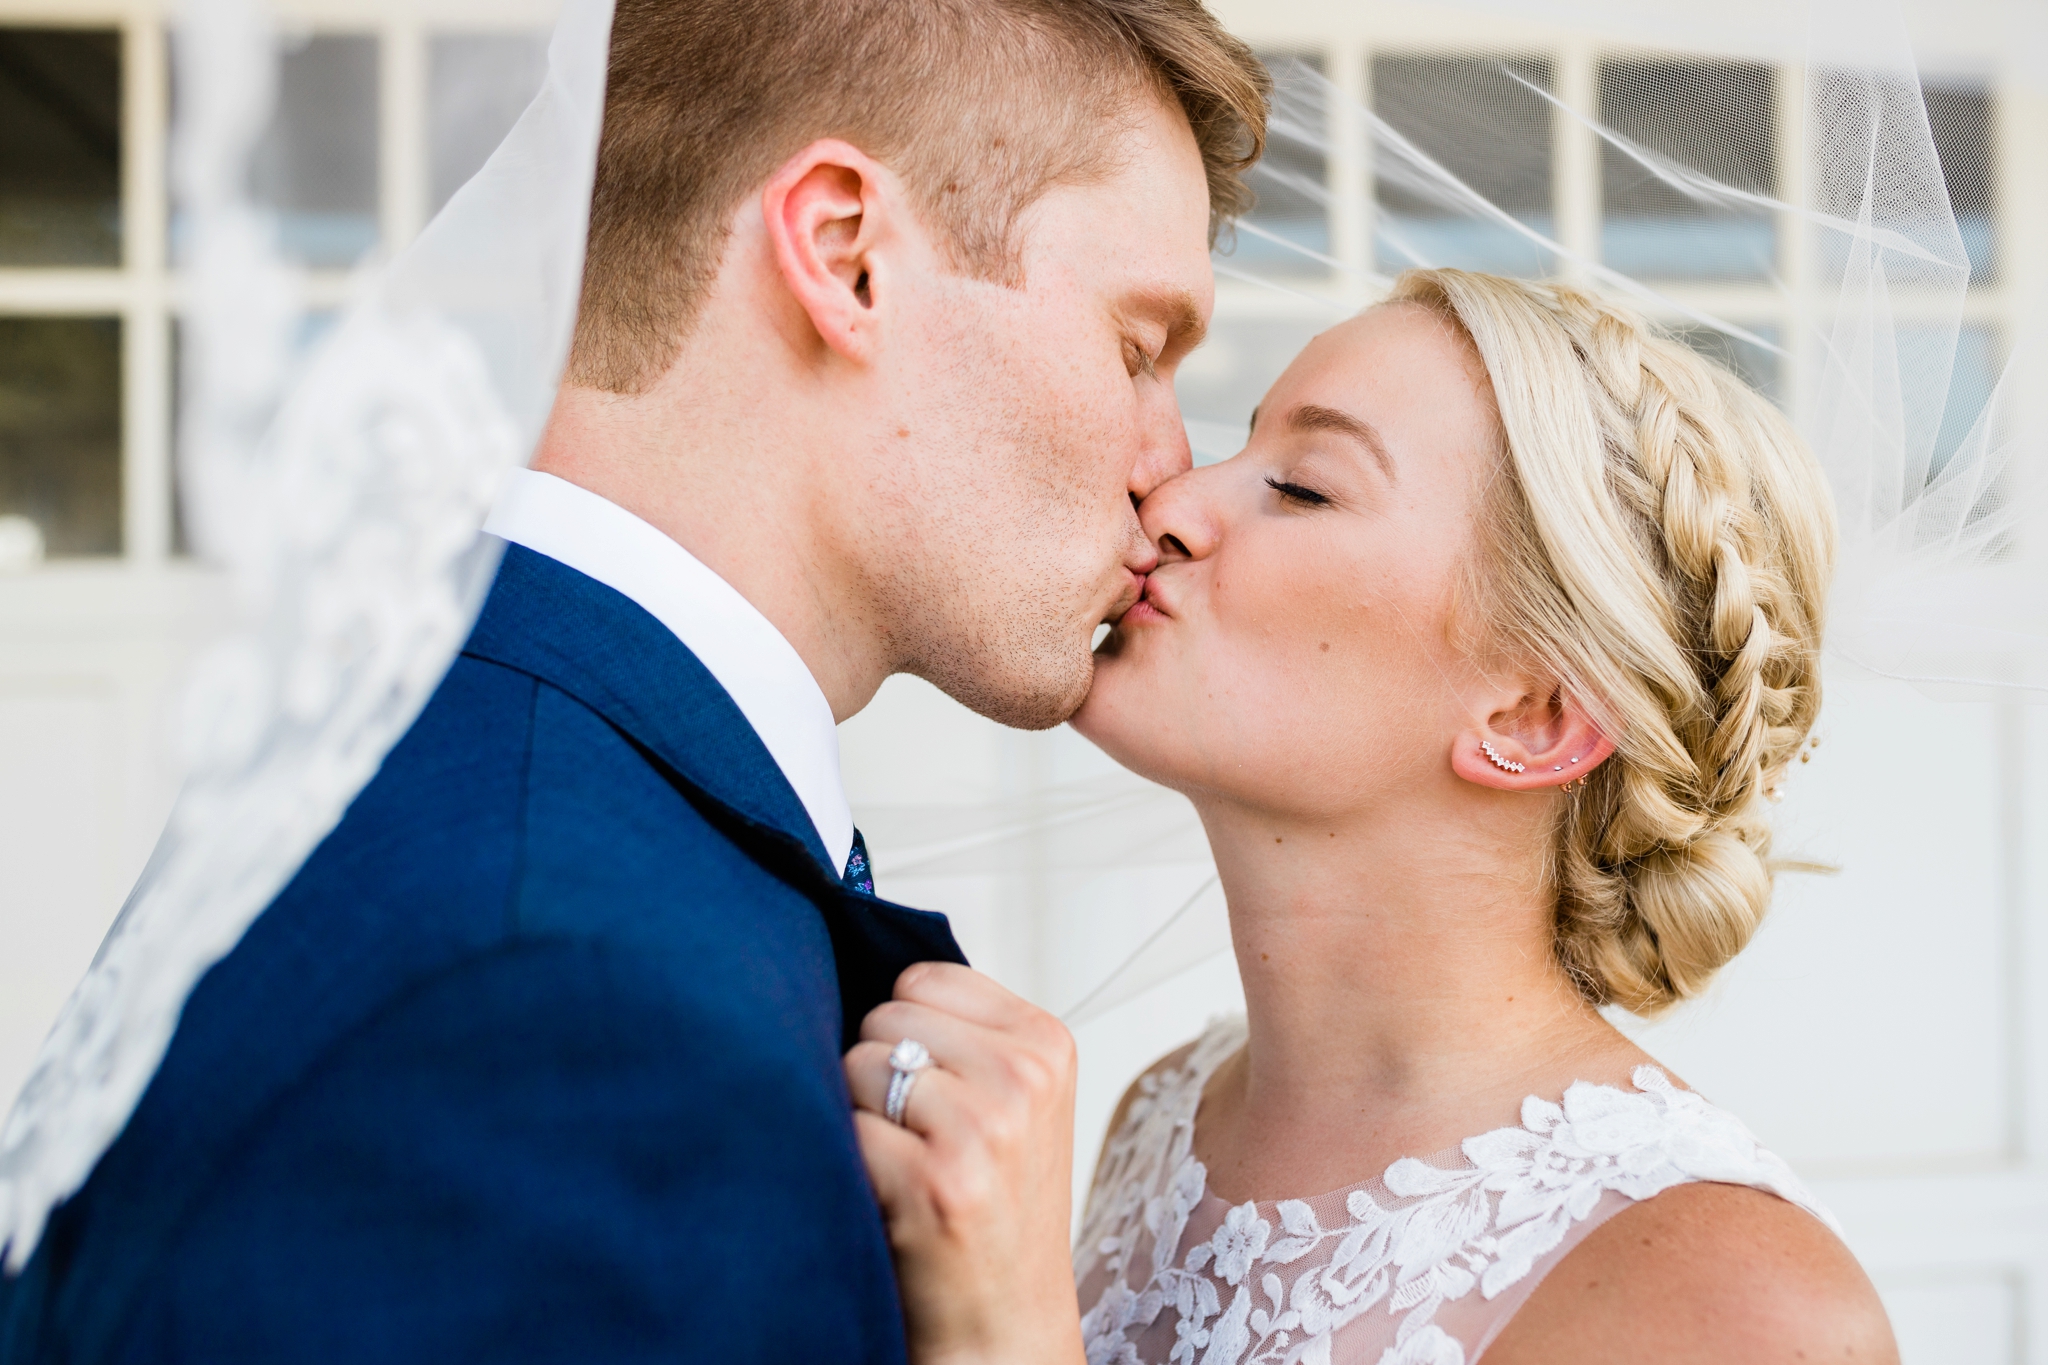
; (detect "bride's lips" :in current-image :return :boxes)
[1117,573,1170,626]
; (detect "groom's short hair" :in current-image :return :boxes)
[566,0,1269,394]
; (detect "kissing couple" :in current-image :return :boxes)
[0,0,1901,1362]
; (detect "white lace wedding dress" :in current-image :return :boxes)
[1074,1017,1836,1365]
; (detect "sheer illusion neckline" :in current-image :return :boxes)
[1184,1037,1669,1215]
[1074,1015,1835,1365]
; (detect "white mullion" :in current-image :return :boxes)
[0,269,130,310]
[1774,60,1811,431]
[1552,42,1597,285]
[1327,38,1369,306]
[122,6,169,563]
[379,12,425,252]
[1992,72,2043,581]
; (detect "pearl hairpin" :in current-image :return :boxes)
[1480,740,1525,774]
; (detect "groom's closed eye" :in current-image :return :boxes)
[1118,287,1207,366]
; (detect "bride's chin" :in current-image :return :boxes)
[1072,661,1168,771]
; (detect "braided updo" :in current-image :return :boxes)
[1390,269,1836,1015]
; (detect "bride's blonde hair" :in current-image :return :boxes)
[1389,269,1836,1015]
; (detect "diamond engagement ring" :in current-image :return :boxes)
[884,1038,934,1126]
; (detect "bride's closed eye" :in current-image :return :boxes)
[1265,475,1333,508]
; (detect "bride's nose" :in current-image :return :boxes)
[1136,466,1220,565]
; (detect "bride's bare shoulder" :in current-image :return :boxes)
[1484,1181,1897,1365]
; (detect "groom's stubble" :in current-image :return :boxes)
[547,0,1267,729]
[844,106,1214,730]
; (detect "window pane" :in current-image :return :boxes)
[1373,55,1555,277]
[249,33,379,267]
[0,28,121,266]
[1227,54,1328,276]
[1924,82,1993,283]
[1600,60,1776,281]
[1922,322,1999,482]
[0,317,122,558]
[1175,316,1328,465]
[428,32,549,216]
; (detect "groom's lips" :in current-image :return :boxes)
[1105,570,1147,624]
[1118,573,1170,625]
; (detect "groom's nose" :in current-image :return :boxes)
[1127,397,1195,503]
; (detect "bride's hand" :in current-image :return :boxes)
[845,962,1085,1365]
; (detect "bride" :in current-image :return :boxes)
[846,268,1897,1363]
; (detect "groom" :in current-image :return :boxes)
[0,1,1263,1361]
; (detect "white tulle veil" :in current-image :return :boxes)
[1,0,2039,1269]
[0,0,612,1268]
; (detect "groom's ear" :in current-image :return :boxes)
[760,139,895,364]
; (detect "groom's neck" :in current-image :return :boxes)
[531,367,893,723]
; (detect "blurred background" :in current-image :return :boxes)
[0,0,2043,1359]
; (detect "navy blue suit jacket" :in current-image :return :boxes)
[0,545,966,1363]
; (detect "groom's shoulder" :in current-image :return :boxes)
[255,635,835,1020]
[1,639,872,1365]
[134,581,843,1153]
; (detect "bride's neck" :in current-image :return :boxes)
[1190,791,1639,1200]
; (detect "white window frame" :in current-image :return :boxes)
[0,0,559,572]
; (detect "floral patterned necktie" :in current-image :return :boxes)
[841,828,874,896]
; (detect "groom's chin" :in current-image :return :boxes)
[926,643,1095,733]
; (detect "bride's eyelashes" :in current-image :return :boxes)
[1265,475,1332,509]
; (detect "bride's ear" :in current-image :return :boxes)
[1451,681,1614,792]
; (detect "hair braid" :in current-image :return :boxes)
[1391,270,1835,1014]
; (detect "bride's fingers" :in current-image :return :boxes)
[882,966,1077,1103]
[888,961,1038,1030]
[851,1108,919,1188]
[857,998,1011,1085]
[843,1039,973,1136]
[843,1039,899,1116]
[851,1110,938,1230]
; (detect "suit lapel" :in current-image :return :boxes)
[467,546,966,1042]
[467,544,836,874]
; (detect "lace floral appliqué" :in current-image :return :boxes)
[1074,1018,1833,1365]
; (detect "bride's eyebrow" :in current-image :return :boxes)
[1286,403,1396,484]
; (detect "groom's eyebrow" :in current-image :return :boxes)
[1287,404,1396,483]
[1126,287,1207,351]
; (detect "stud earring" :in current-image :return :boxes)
[1480,740,1525,774]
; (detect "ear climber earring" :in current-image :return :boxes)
[1480,740,1525,774]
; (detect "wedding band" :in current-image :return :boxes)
[884,1038,934,1126]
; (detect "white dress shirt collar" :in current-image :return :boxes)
[483,469,854,873]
